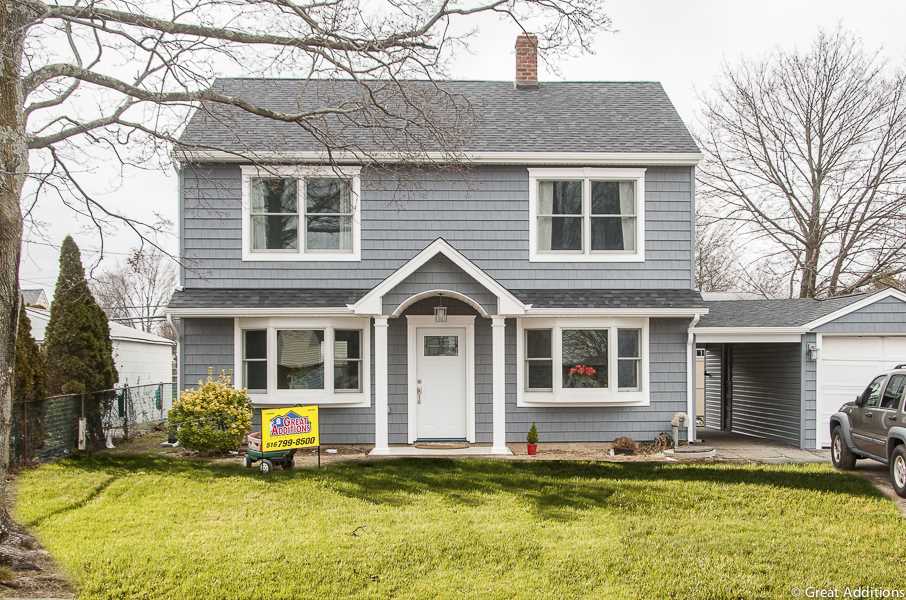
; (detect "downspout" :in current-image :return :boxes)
[167,312,180,393]
[686,313,701,444]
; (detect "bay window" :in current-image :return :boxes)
[529,168,645,262]
[241,166,361,261]
[235,317,370,406]
[517,318,649,406]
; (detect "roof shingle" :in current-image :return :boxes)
[179,79,699,155]
[699,295,868,328]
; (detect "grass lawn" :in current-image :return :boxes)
[13,454,906,599]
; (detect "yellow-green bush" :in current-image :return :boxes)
[169,373,251,454]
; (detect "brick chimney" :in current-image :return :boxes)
[515,33,538,89]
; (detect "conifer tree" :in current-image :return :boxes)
[44,237,117,448]
[12,306,46,461]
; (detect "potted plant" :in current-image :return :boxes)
[526,422,539,456]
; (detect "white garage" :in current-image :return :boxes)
[696,288,906,450]
[816,336,906,448]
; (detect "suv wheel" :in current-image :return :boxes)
[831,426,857,470]
[890,446,906,498]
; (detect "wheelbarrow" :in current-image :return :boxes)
[243,432,295,474]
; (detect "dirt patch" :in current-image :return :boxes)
[0,492,74,599]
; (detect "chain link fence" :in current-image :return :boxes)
[11,382,177,466]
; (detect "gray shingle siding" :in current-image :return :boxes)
[381,254,497,315]
[505,318,690,443]
[814,296,906,334]
[181,164,694,290]
[179,318,233,391]
[802,334,817,449]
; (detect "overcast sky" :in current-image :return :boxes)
[19,0,906,297]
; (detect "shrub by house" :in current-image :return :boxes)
[169,373,251,454]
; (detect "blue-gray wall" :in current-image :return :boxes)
[382,254,497,316]
[801,333,817,449]
[179,311,692,445]
[814,296,906,334]
[505,318,691,443]
[181,165,694,290]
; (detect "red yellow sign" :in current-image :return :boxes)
[260,405,319,451]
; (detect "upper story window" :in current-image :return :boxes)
[241,166,361,262]
[528,168,646,263]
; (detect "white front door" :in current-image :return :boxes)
[416,327,467,440]
[818,335,906,448]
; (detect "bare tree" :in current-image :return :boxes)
[695,211,741,293]
[92,247,177,336]
[697,29,906,299]
[0,0,610,540]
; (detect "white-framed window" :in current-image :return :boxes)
[240,165,361,261]
[528,167,646,262]
[516,317,649,406]
[234,316,371,407]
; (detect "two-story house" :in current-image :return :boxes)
[166,34,710,454]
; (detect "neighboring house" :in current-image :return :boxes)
[27,308,176,394]
[165,33,711,454]
[697,288,906,450]
[22,288,48,308]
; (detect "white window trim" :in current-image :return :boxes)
[233,316,371,407]
[528,167,646,263]
[515,317,650,407]
[240,165,362,262]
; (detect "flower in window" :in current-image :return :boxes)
[566,364,599,388]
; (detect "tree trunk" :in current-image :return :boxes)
[0,0,30,537]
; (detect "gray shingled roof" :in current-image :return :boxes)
[513,289,705,309]
[179,79,699,154]
[169,288,705,310]
[699,295,868,328]
[168,288,367,309]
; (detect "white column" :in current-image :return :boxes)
[371,316,390,455]
[491,315,510,454]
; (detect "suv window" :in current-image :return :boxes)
[881,374,906,410]
[862,375,886,408]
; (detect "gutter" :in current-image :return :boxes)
[687,313,702,443]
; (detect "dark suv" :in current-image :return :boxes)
[830,365,906,497]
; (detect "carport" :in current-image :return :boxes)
[693,289,906,450]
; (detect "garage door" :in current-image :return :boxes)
[818,336,906,448]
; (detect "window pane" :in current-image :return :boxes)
[618,359,639,389]
[591,216,635,251]
[251,178,297,213]
[244,330,266,359]
[562,329,608,388]
[251,215,298,250]
[591,181,634,215]
[538,216,582,251]
[334,330,361,360]
[527,361,553,390]
[306,215,352,251]
[306,178,352,214]
[863,375,886,408]
[245,361,267,391]
[424,336,458,356]
[618,329,640,358]
[526,329,552,359]
[538,181,582,214]
[277,330,324,389]
[881,375,906,409]
[334,361,361,392]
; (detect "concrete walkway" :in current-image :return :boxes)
[697,429,829,464]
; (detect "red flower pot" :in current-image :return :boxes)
[527,443,538,456]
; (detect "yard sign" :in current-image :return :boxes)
[261,405,319,451]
